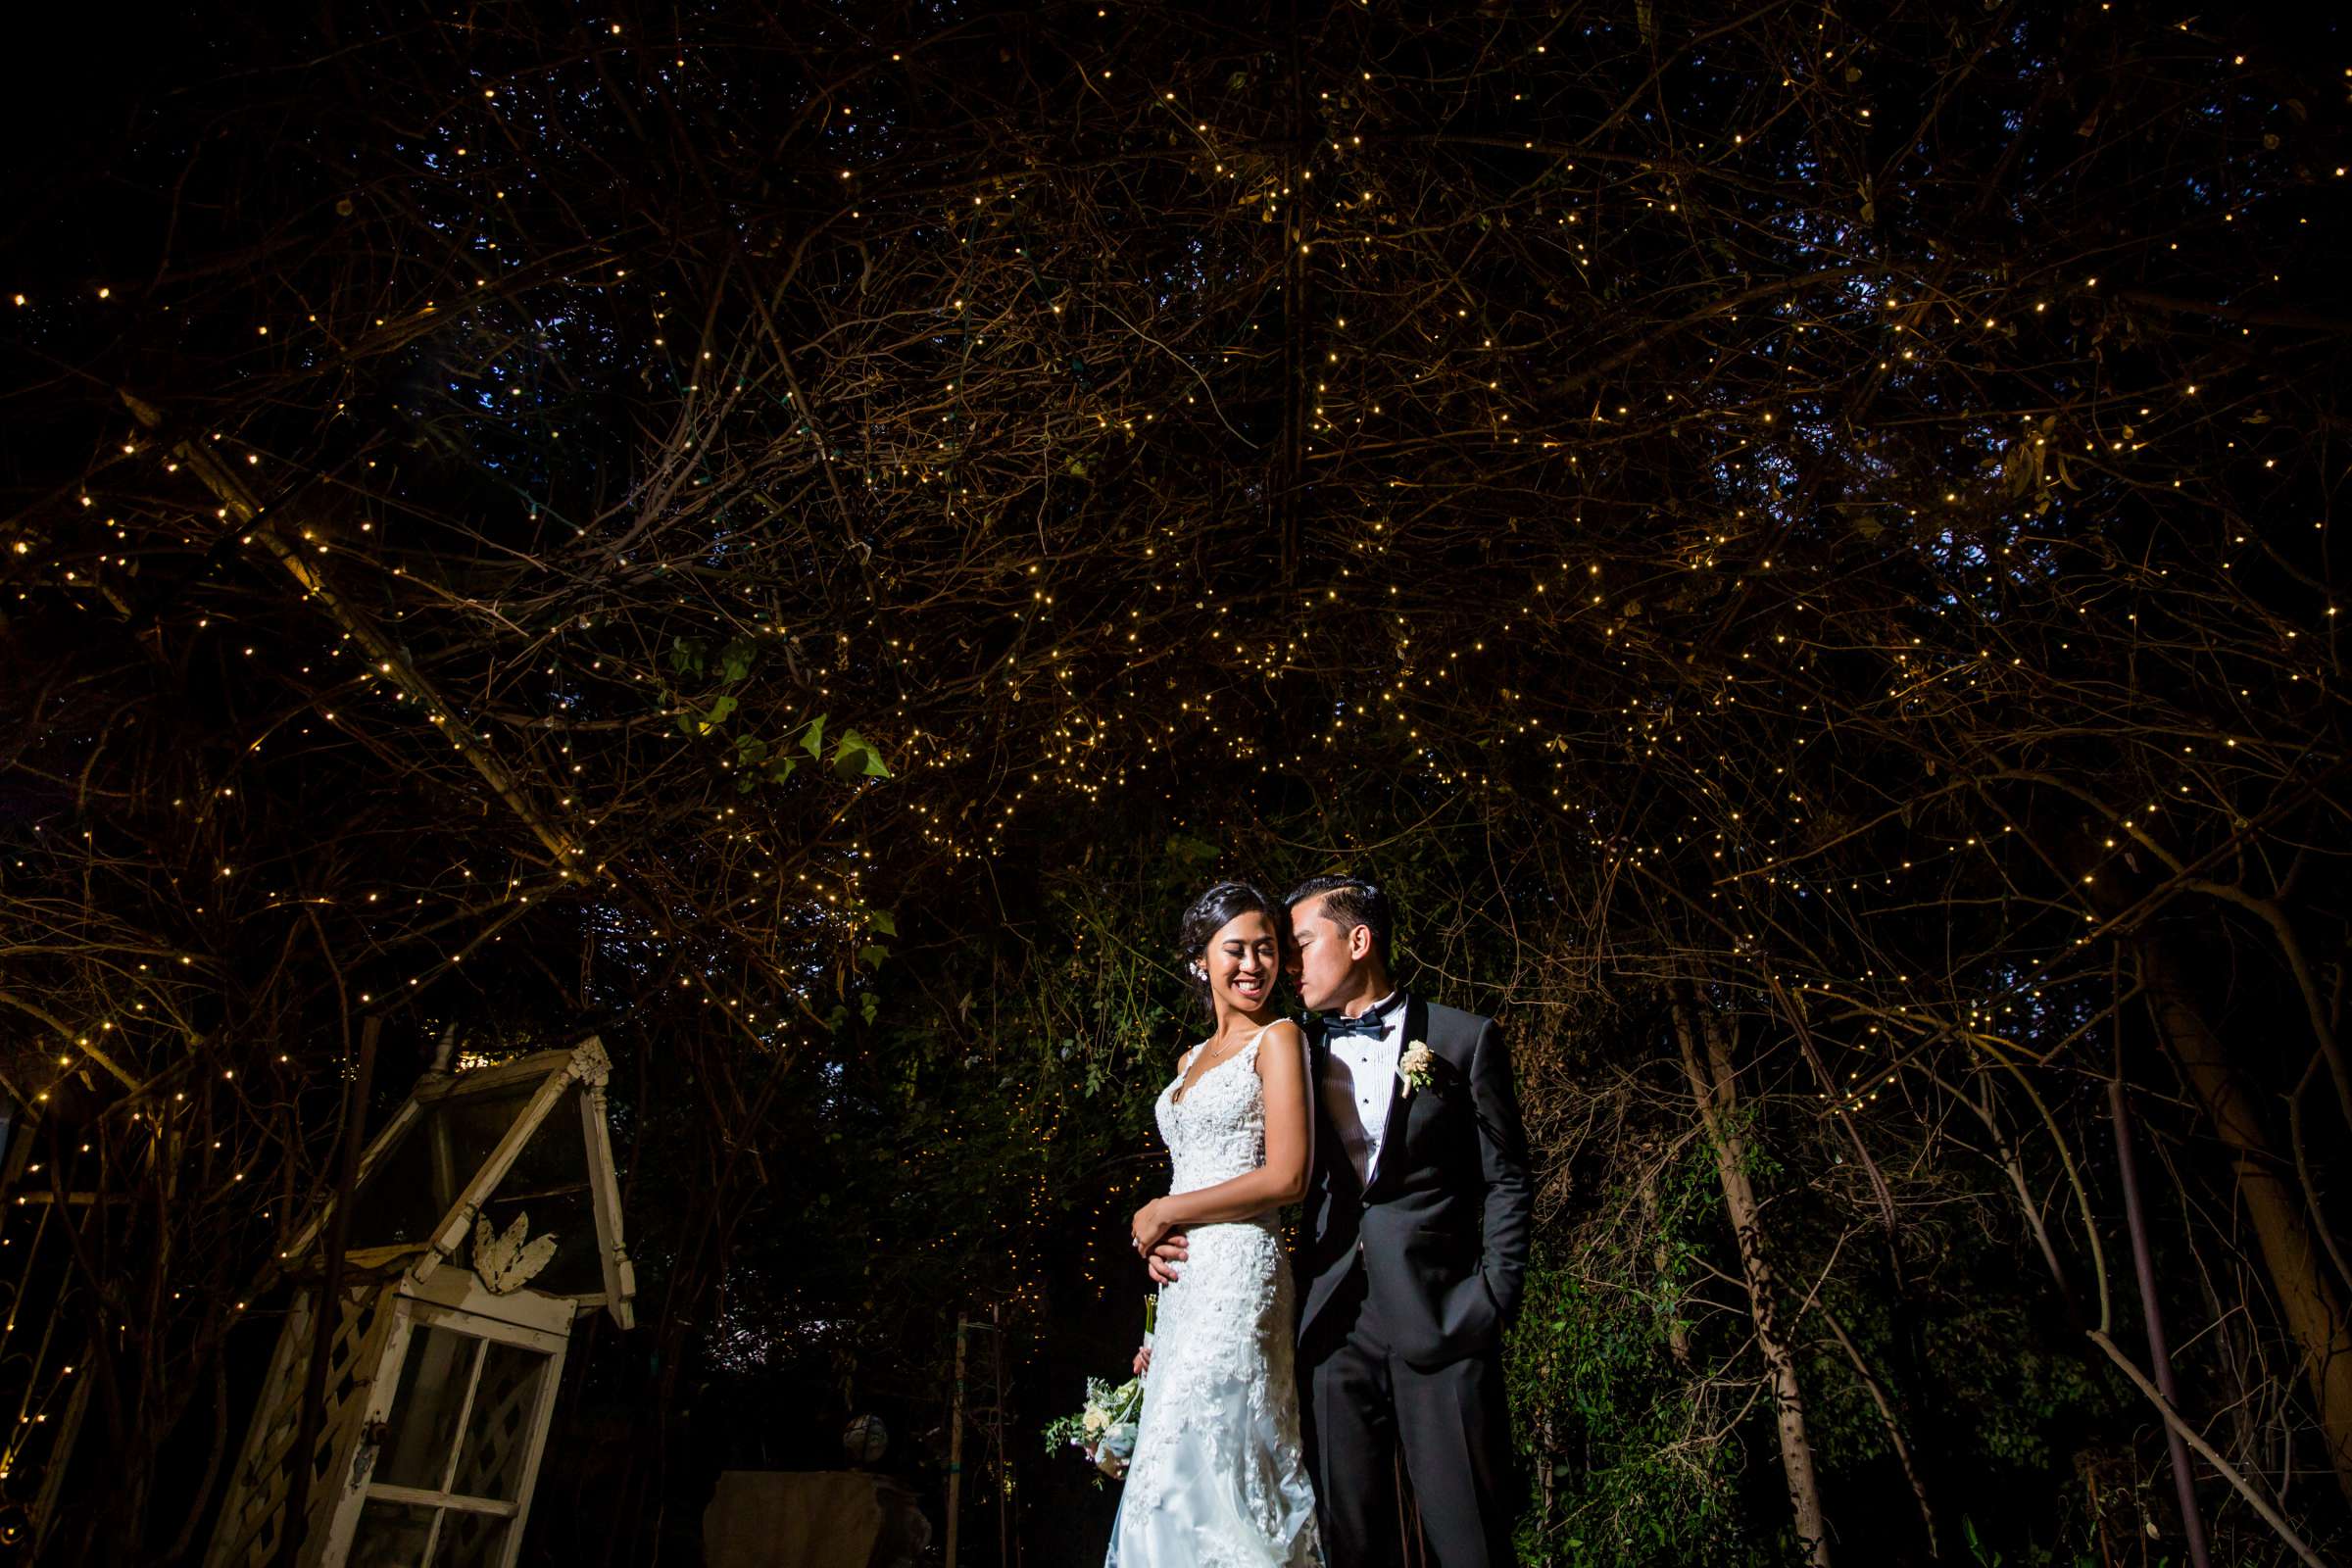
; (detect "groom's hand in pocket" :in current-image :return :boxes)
[1147,1230,1189,1284]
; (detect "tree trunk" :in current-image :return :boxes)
[2139,937,2352,1503]
[1673,990,1834,1565]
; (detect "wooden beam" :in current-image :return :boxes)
[572,1038,637,1329]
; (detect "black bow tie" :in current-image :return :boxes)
[1322,1004,1396,1040]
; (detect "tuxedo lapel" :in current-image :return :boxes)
[1362,991,1426,1198]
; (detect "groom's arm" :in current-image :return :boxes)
[1470,1016,1533,1325]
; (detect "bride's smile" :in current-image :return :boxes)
[1205,925,1280,1012]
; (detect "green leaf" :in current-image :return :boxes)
[860,993,879,1026]
[866,909,898,938]
[735,734,769,764]
[858,943,891,969]
[769,758,797,784]
[737,773,757,795]
[801,713,827,757]
[833,728,889,780]
[707,694,737,725]
[716,636,757,683]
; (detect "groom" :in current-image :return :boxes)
[1154,874,1531,1564]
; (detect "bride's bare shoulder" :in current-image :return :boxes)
[1259,1017,1305,1045]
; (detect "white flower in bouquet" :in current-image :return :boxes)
[1396,1040,1436,1095]
[1040,1297,1156,1484]
[1042,1373,1148,1484]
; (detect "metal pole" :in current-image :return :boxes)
[2109,1079,2212,1568]
[946,1318,969,1568]
[278,1015,380,1568]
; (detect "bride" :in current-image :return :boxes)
[1113,881,1321,1566]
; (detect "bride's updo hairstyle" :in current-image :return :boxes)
[1178,880,1284,1014]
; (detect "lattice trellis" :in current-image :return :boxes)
[448,1345,542,1504]
[201,1037,627,1568]
[205,1282,397,1568]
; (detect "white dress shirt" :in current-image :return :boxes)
[1318,991,1405,1184]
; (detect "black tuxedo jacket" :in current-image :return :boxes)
[1295,992,1533,1367]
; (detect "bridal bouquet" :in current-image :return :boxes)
[1041,1295,1154,1481]
[1040,1373,1146,1481]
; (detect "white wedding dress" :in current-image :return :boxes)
[1108,1025,1321,1567]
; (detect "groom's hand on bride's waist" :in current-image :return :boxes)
[1146,1230,1189,1284]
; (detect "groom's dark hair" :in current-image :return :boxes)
[1284,874,1393,966]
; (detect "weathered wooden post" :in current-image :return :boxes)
[946,1318,969,1568]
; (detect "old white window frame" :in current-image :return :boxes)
[324,1279,572,1568]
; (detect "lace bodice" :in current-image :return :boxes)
[1158,1032,1273,1196]
[1111,1025,1319,1566]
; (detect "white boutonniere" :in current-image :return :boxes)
[1396,1041,1436,1096]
